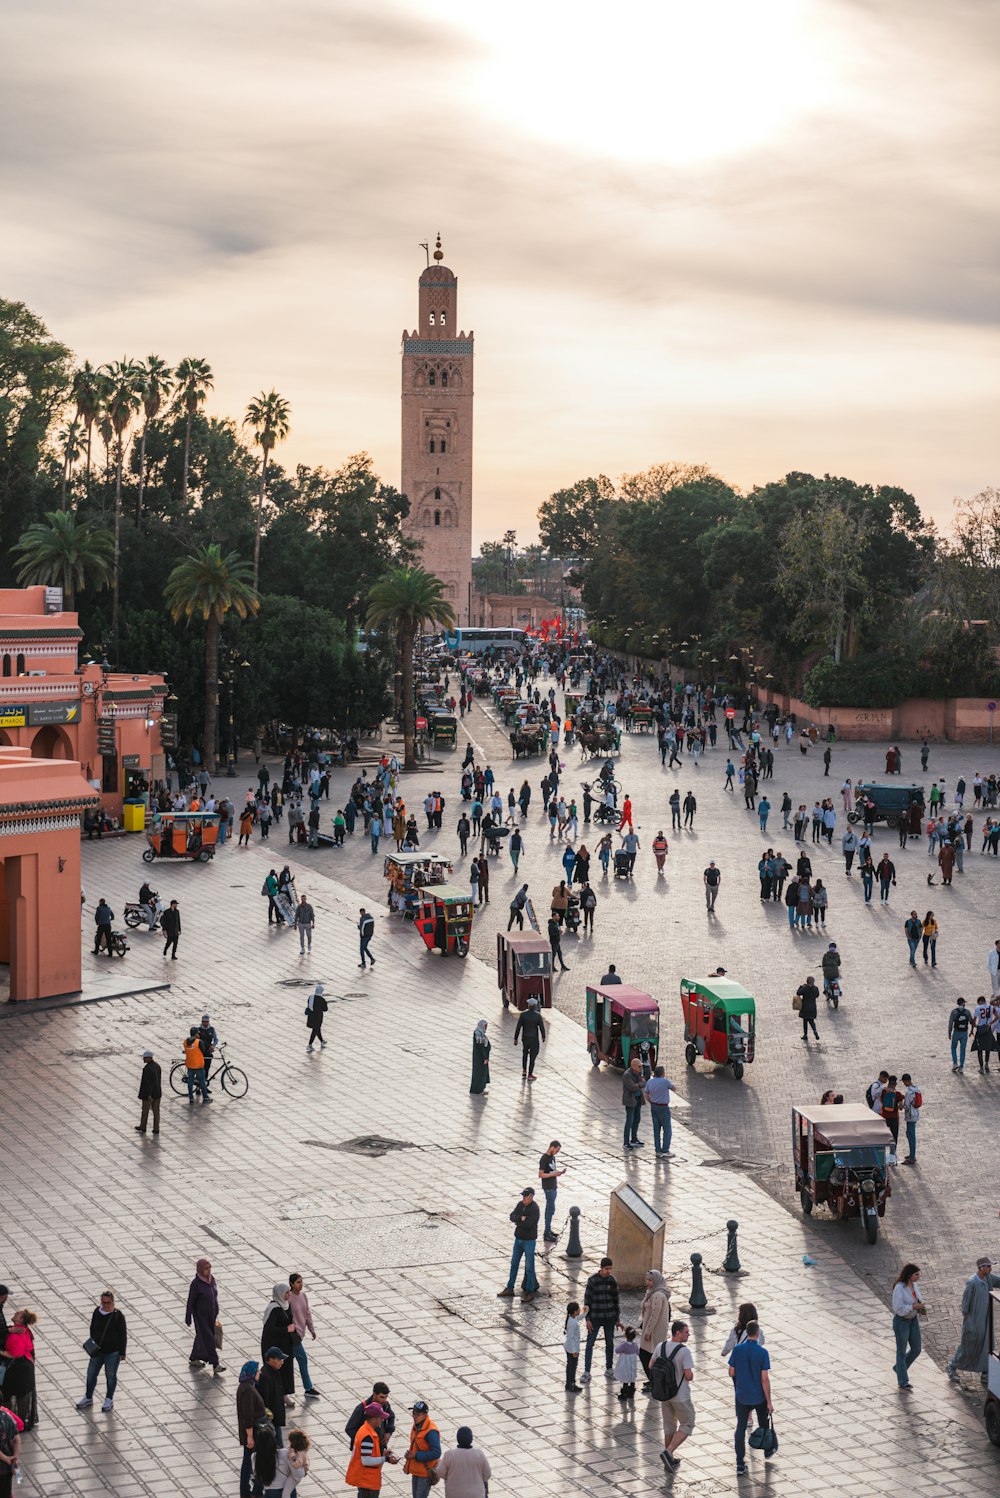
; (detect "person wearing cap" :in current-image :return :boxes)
[346,1383,396,1448]
[404,1400,441,1496]
[346,1400,398,1492]
[436,1427,492,1497]
[497,1188,540,1302]
[257,1348,289,1446]
[197,1015,219,1088]
[161,898,181,959]
[236,1361,265,1497]
[945,1257,1000,1384]
[305,984,328,1052]
[136,1050,162,1134]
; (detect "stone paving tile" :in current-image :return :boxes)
[1,769,999,1495]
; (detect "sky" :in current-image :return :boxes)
[3,0,998,546]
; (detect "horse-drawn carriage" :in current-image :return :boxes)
[510,722,548,759]
[577,720,620,757]
[627,704,654,733]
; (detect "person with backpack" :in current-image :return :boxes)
[949,997,971,1071]
[358,907,375,968]
[879,1075,903,1165]
[901,1074,922,1163]
[75,1289,128,1413]
[650,1320,695,1472]
[728,1319,773,1474]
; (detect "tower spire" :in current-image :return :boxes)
[433,233,444,262]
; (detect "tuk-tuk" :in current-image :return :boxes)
[848,781,924,829]
[143,811,220,863]
[497,932,552,1010]
[681,975,756,1080]
[985,1288,1000,1446]
[792,1104,893,1244]
[428,711,458,747]
[384,850,453,917]
[586,984,659,1076]
[415,884,474,957]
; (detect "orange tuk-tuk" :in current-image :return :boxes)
[680,974,756,1080]
[415,885,474,957]
[497,932,552,1010]
[143,811,220,863]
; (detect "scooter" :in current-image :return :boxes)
[124,894,163,931]
[824,976,842,1009]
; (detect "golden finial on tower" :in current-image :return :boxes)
[433,233,444,262]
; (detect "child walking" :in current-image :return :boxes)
[614,1325,639,1402]
[564,1301,584,1393]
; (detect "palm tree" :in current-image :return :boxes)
[58,419,84,509]
[243,390,291,589]
[366,566,455,770]
[135,354,173,517]
[101,358,141,654]
[71,361,102,497]
[165,544,259,774]
[174,356,214,508]
[13,511,114,611]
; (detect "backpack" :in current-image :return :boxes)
[649,1341,684,1401]
[911,1090,923,1109]
[360,915,375,940]
[865,1082,879,1109]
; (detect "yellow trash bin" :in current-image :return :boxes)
[123,801,146,833]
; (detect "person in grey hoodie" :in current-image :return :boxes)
[842,827,858,875]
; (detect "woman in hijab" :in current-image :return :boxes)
[638,1270,672,1392]
[436,1426,492,1497]
[185,1259,224,1374]
[470,1020,491,1095]
[236,1361,265,1498]
[260,1285,295,1398]
[305,983,328,1052]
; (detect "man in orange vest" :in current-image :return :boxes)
[404,1400,441,1496]
[346,1402,397,1494]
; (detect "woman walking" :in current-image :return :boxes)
[598,831,613,877]
[922,911,938,966]
[721,1301,766,1356]
[305,983,327,1052]
[470,1020,491,1095]
[185,1258,224,1375]
[261,1286,296,1400]
[652,831,668,874]
[891,1264,925,1390]
[812,880,828,928]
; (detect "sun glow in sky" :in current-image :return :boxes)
[2,0,998,545]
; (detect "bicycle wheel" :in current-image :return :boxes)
[221,1064,249,1098]
[169,1063,187,1096]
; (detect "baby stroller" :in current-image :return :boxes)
[613,848,631,880]
[564,893,582,933]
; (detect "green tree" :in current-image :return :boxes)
[365,566,455,769]
[100,358,141,653]
[0,299,72,559]
[173,356,214,508]
[13,510,113,611]
[244,389,290,589]
[70,360,102,499]
[165,544,259,773]
[135,354,173,518]
[538,474,616,563]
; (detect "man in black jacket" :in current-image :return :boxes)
[257,1349,288,1445]
[76,1290,128,1411]
[513,1000,546,1080]
[583,1258,622,1381]
[346,1382,396,1448]
[497,1188,540,1302]
[161,899,181,959]
[136,1050,162,1134]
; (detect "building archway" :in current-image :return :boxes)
[30,725,73,760]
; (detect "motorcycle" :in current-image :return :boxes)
[104,930,129,958]
[125,894,163,931]
[581,784,619,825]
[824,976,842,1009]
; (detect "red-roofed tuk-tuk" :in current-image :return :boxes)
[497,932,552,1010]
[415,885,474,957]
[586,984,659,1077]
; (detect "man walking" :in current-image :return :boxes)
[703,860,721,912]
[948,996,971,1071]
[161,899,181,959]
[514,998,546,1079]
[582,1258,622,1382]
[547,914,569,972]
[358,906,374,967]
[655,1321,695,1472]
[989,939,1000,998]
[295,894,316,954]
[904,910,921,966]
[728,1319,772,1475]
[622,1056,645,1150]
[644,1065,675,1156]
[682,791,697,828]
[538,1140,564,1243]
[135,1049,161,1134]
[669,789,681,830]
[796,975,819,1043]
[497,1188,540,1303]
[946,1257,1000,1384]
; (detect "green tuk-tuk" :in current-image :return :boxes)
[680,975,756,1080]
[429,711,458,747]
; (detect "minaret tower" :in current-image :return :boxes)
[401,235,474,624]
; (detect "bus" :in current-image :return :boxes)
[436,627,529,654]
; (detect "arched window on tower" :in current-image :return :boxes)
[434,509,441,526]
[15,654,24,675]
[439,439,446,454]
[440,310,447,328]
[434,487,441,501]
[428,369,435,386]
[429,439,435,453]
[429,311,435,326]
[1,654,9,678]
[441,370,448,387]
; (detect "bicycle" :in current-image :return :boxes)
[169,1042,249,1099]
